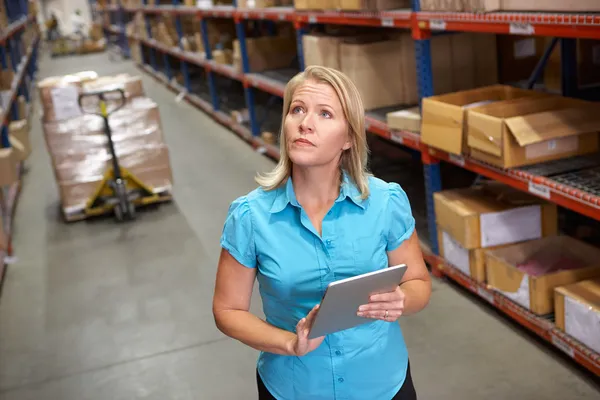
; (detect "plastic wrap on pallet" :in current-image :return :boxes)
[42,97,173,216]
[37,72,146,122]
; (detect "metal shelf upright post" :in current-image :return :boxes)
[412,0,441,256]
[235,17,259,135]
[117,1,130,58]
[142,0,158,71]
[294,21,307,71]
[199,15,220,111]
[173,0,191,93]
[0,44,9,148]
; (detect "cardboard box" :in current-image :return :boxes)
[9,120,31,160]
[386,107,421,133]
[233,36,297,72]
[467,0,600,12]
[433,182,557,250]
[497,35,546,84]
[340,39,406,110]
[467,95,600,168]
[485,236,600,315]
[544,39,600,92]
[337,0,410,10]
[0,148,19,186]
[303,34,343,71]
[421,85,542,156]
[554,278,600,354]
[438,228,513,282]
[294,0,337,9]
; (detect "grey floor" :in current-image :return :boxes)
[0,52,598,400]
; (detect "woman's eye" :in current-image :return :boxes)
[320,111,332,118]
[292,106,303,114]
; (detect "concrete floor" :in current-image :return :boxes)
[0,52,598,400]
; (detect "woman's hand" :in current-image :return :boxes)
[356,286,406,322]
[288,304,326,356]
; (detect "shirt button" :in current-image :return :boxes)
[338,378,344,383]
[325,240,332,246]
[335,350,341,356]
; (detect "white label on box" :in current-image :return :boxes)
[442,231,471,277]
[429,20,446,31]
[50,86,82,121]
[479,205,542,248]
[528,182,551,199]
[381,18,394,27]
[509,23,534,36]
[551,334,575,358]
[500,275,530,310]
[514,38,536,59]
[449,154,465,166]
[564,295,600,354]
[308,15,317,24]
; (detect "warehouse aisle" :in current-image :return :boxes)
[0,52,598,400]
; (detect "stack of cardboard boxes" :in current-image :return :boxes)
[294,0,409,10]
[304,32,498,111]
[420,0,600,12]
[421,85,600,168]
[37,72,174,220]
[435,181,600,353]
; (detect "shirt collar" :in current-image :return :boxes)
[269,170,366,213]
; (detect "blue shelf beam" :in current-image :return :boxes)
[200,18,219,111]
[235,20,259,136]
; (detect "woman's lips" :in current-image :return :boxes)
[294,138,315,146]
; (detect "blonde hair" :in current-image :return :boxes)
[255,66,371,199]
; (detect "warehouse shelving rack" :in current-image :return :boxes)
[0,1,40,292]
[100,1,600,376]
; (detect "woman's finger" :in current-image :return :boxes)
[358,300,403,312]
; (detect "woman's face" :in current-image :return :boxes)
[284,80,352,168]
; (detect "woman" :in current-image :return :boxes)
[213,66,431,400]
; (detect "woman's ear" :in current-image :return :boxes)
[342,140,352,151]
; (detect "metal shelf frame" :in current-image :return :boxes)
[0,1,40,293]
[100,1,600,377]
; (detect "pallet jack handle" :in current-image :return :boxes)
[78,88,126,181]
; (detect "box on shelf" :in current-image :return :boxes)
[544,39,600,93]
[469,0,600,12]
[294,0,337,9]
[438,227,511,282]
[466,95,600,168]
[386,107,421,133]
[497,35,546,84]
[421,85,542,156]
[237,0,280,7]
[433,181,557,250]
[9,120,31,160]
[554,278,600,355]
[337,0,410,10]
[0,148,19,186]
[485,236,600,315]
[233,36,297,72]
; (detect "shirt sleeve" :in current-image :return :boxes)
[220,196,257,269]
[386,182,416,252]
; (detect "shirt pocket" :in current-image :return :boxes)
[352,233,388,273]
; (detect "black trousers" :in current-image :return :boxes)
[257,362,417,400]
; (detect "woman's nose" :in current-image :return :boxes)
[300,113,314,133]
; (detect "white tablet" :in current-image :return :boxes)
[307,264,408,339]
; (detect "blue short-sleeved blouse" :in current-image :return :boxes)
[220,171,416,400]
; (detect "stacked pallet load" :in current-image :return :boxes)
[37,72,174,221]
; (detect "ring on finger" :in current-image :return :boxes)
[384,310,389,319]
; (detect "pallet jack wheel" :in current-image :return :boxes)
[114,203,124,222]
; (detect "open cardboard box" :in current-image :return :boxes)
[467,95,600,168]
[437,228,513,283]
[485,236,600,315]
[554,278,600,354]
[433,181,557,250]
[421,85,543,156]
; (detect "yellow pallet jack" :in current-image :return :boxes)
[77,88,170,222]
